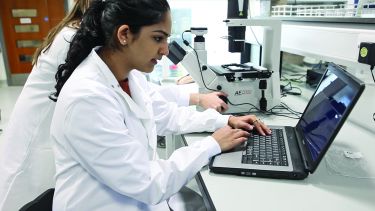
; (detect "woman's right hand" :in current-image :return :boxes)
[199,92,229,113]
[211,125,249,152]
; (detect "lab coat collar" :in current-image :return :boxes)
[90,47,151,120]
[89,47,157,157]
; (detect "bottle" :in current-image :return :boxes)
[169,64,179,78]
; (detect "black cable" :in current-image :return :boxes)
[221,92,302,119]
[181,31,217,92]
[181,30,190,45]
[281,81,302,96]
[244,100,302,119]
[247,1,261,46]
[182,36,267,108]
[280,102,303,116]
[182,31,259,108]
[180,30,302,117]
[370,65,375,83]
[281,74,306,84]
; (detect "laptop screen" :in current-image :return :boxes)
[297,63,364,166]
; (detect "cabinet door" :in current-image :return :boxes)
[0,0,65,74]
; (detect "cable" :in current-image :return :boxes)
[280,81,302,97]
[221,3,261,46]
[182,30,270,109]
[246,102,302,119]
[247,2,261,46]
[233,100,302,119]
[370,65,375,83]
[183,31,260,107]
[280,102,302,115]
[281,74,306,84]
[248,26,261,46]
[181,30,190,45]
[181,30,301,117]
[181,30,217,92]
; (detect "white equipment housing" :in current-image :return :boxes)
[171,19,282,114]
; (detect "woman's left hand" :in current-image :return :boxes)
[228,115,271,136]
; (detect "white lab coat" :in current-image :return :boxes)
[51,48,229,211]
[150,83,191,106]
[0,26,197,210]
[0,27,76,211]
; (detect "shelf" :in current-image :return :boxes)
[271,3,375,23]
[278,20,375,73]
[272,16,375,24]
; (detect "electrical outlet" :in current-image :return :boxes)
[358,42,375,66]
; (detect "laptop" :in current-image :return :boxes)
[209,63,365,180]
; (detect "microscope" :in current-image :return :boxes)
[167,0,281,114]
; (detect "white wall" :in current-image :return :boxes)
[0,0,234,83]
[169,0,240,65]
[280,21,375,83]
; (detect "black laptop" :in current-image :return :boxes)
[209,63,365,180]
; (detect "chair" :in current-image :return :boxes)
[19,188,54,211]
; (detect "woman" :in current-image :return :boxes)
[50,0,270,210]
[0,0,228,210]
[0,2,88,210]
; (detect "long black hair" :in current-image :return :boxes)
[49,0,170,101]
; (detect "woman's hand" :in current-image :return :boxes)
[212,125,249,152]
[228,115,271,136]
[198,92,228,113]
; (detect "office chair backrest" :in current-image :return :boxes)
[19,188,54,211]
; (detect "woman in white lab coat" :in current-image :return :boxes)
[0,4,82,211]
[49,0,270,210]
[0,0,229,210]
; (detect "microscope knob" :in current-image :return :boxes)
[202,65,207,70]
[216,85,222,90]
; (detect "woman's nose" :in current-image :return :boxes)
[159,43,169,56]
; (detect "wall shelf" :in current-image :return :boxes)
[278,20,375,77]
[273,16,375,24]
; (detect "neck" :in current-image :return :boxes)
[98,47,131,81]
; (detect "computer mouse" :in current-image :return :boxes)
[218,95,228,104]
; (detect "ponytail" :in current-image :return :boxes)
[49,0,106,101]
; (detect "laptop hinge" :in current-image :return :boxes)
[294,127,311,172]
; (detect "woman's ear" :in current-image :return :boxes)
[117,25,130,46]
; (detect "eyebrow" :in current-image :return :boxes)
[152,30,170,37]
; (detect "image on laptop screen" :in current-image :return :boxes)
[298,69,359,162]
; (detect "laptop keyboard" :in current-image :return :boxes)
[242,129,288,166]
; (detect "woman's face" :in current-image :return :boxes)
[125,12,171,73]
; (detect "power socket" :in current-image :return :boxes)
[358,42,375,66]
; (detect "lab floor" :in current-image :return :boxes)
[0,84,200,195]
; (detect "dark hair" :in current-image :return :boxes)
[49,0,170,101]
